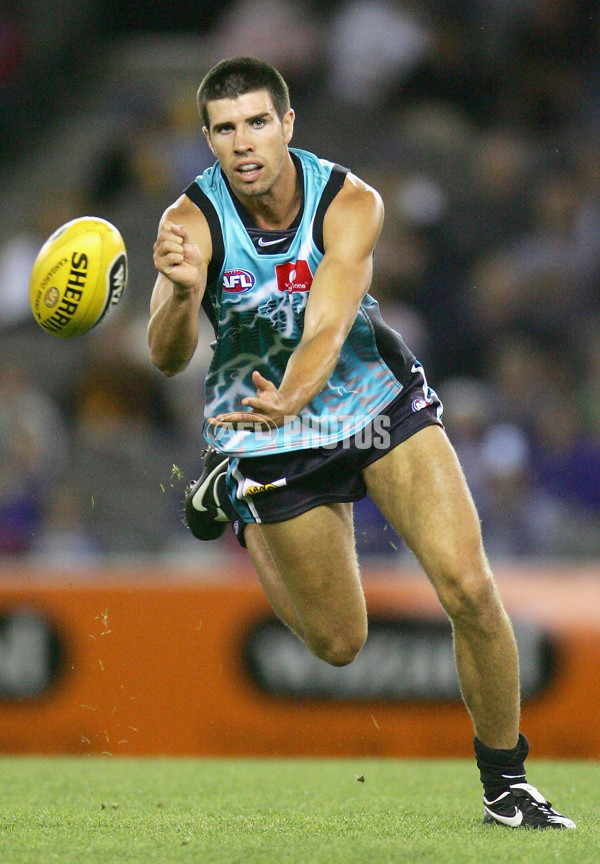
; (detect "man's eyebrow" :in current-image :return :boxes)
[211,120,234,133]
[212,112,271,133]
[248,112,271,123]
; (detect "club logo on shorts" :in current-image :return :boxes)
[223,269,256,293]
[275,260,313,294]
[412,396,434,412]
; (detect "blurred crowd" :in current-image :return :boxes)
[1,0,600,565]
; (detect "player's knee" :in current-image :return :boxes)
[310,625,367,667]
[438,566,501,631]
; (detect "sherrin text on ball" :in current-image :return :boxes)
[29,216,127,337]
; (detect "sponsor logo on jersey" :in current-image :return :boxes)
[258,236,287,247]
[275,260,313,294]
[223,269,256,293]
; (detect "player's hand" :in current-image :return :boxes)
[206,410,278,432]
[241,371,295,427]
[207,371,295,430]
[153,222,203,291]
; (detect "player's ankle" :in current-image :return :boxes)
[474,733,530,799]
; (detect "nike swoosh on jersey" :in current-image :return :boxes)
[483,805,524,827]
[257,236,287,247]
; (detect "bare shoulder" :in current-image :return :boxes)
[338,171,384,212]
[323,172,384,254]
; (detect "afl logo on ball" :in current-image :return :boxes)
[223,269,256,293]
[43,286,60,308]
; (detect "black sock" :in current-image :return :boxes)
[474,733,529,800]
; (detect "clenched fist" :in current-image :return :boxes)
[153,222,203,291]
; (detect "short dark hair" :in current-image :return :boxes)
[197,57,291,129]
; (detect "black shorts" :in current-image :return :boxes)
[225,364,444,526]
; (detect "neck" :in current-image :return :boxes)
[234,152,301,230]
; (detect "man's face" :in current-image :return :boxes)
[203,90,294,200]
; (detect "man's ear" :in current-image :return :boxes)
[282,109,295,145]
[203,126,215,155]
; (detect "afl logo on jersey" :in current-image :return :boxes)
[223,269,256,293]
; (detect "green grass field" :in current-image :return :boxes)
[0,757,597,863]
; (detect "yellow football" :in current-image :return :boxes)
[29,216,127,337]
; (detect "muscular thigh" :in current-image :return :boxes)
[362,425,485,583]
[258,502,366,635]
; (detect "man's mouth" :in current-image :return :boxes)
[235,162,263,181]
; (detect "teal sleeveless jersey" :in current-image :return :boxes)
[188,148,411,457]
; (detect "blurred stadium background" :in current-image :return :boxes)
[0,1,599,759]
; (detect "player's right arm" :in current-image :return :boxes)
[148,194,212,376]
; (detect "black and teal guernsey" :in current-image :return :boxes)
[185,147,421,456]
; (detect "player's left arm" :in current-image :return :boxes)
[235,174,384,425]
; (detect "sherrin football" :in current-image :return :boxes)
[29,216,127,337]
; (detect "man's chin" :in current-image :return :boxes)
[233,180,266,198]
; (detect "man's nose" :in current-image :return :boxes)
[233,129,253,152]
